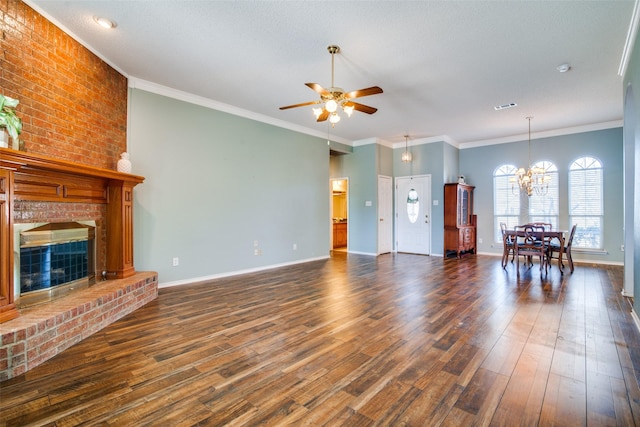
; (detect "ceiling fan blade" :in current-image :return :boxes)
[351,102,378,114]
[279,100,321,110]
[344,86,383,99]
[305,83,331,96]
[316,110,329,122]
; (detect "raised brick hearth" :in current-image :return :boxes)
[0,272,158,381]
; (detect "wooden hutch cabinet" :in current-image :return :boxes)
[444,183,477,258]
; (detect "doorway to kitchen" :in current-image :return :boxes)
[330,178,349,251]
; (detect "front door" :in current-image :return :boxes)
[396,175,431,255]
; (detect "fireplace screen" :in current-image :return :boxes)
[20,240,89,293]
[18,222,96,306]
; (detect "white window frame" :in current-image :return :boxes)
[493,164,521,243]
[569,156,603,249]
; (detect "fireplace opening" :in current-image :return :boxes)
[16,222,96,308]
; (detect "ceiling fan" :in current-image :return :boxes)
[279,45,383,126]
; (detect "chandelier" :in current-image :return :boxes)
[401,134,412,162]
[511,117,550,196]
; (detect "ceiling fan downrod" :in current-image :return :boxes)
[327,45,339,88]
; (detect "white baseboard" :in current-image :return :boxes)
[159,255,329,288]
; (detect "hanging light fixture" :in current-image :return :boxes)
[401,135,413,163]
[511,117,550,196]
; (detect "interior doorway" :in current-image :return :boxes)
[330,178,348,251]
[378,175,393,254]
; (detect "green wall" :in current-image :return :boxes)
[622,26,640,313]
[128,87,626,288]
[330,144,379,254]
[459,128,624,264]
[393,140,449,255]
[129,89,330,285]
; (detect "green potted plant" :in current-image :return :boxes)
[0,94,23,149]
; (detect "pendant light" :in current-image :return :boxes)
[401,135,412,163]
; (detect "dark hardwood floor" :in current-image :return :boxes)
[1,253,639,426]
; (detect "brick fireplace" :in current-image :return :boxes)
[0,148,158,381]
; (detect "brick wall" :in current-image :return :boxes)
[0,2,157,382]
[1,0,128,169]
[2,0,129,270]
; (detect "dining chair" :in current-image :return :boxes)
[530,222,552,231]
[500,222,514,268]
[515,225,548,276]
[513,224,534,266]
[529,223,554,253]
[547,224,577,273]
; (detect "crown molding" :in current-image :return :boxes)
[128,78,352,145]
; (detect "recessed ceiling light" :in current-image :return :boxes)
[93,16,116,29]
[494,102,518,111]
[556,63,571,73]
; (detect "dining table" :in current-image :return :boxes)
[503,228,568,273]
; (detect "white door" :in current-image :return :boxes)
[378,175,393,254]
[396,175,431,254]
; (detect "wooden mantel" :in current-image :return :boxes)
[0,148,145,323]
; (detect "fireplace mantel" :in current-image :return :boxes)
[0,148,145,323]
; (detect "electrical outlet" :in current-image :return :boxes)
[254,240,259,247]
[293,243,297,250]
[621,244,625,252]
[172,257,179,266]
[479,238,483,244]
[254,249,259,255]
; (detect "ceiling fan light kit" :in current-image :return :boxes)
[280,45,383,127]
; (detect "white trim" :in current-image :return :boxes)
[128,78,352,145]
[158,255,329,288]
[619,0,640,77]
[572,248,608,255]
[631,309,640,333]
[460,121,623,149]
[476,251,623,266]
[346,250,378,256]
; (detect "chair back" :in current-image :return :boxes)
[500,222,507,236]
[566,224,577,248]
[522,225,540,246]
[516,225,547,257]
[500,222,510,241]
[530,222,552,231]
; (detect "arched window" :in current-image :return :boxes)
[528,160,559,230]
[569,156,603,249]
[493,164,520,242]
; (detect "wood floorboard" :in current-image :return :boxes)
[1,253,639,426]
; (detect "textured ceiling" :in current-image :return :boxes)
[27,1,634,147]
